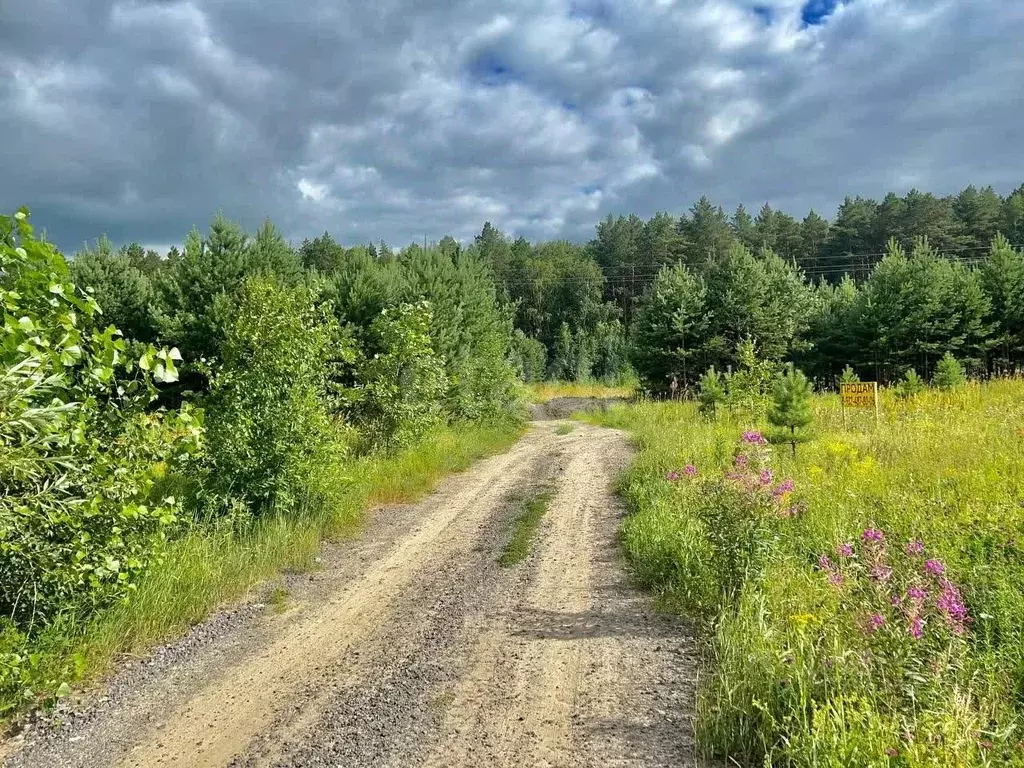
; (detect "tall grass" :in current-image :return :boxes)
[525,378,636,403]
[586,381,1024,767]
[4,420,522,718]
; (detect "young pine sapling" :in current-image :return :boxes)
[768,364,814,456]
[932,352,966,390]
[697,366,725,418]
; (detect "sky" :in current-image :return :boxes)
[2,0,1022,254]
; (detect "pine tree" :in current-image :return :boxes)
[896,368,925,399]
[768,364,814,456]
[840,365,859,384]
[697,366,725,418]
[933,352,966,390]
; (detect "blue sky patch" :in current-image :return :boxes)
[752,5,774,25]
[801,0,841,26]
[469,51,516,86]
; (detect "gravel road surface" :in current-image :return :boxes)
[2,422,700,768]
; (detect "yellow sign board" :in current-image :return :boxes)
[840,381,878,408]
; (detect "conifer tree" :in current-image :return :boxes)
[896,368,925,399]
[768,364,814,456]
[933,352,966,390]
[697,366,725,418]
[840,364,859,384]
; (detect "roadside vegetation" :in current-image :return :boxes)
[525,380,635,403]
[586,373,1024,766]
[0,209,522,718]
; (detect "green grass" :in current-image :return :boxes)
[554,423,575,435]
[499,489,553,567]
[266,585,291,614]
[585,380,1024,767]
[3,419,523,720]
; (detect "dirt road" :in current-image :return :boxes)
[3,422,699,768]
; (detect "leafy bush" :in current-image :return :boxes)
[348,301,448,450]
[723,338,778,420]
[0,209,199,631]
[199,277,346,520]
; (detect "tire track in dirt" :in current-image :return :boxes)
[420,423,699,768]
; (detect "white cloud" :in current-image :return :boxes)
[297,178,329,202]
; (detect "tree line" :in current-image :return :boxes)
[466,183,1024,391]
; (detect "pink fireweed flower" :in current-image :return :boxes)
[866,613,886,633]
[870,565,894,583]
[760,468,774,486]
[683,464,697,477]
[905,539,925,556]
[666,471,680,482]
[734,454,749,469]
[924,559,945,577]
[828,571,844,587]
[741,430,768,446]
[907,586,928,601]
[861,528,885,543]
[836,543,854,558]
[818,553,834,571]
[908,615,924,639]
[936,579,969,633]
[772,478,795,498]
[891,595,902,607]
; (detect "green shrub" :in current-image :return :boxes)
[697,366,725,418]
[723,338,778,420]
[199,277,346,519]
[349,301,448,450]
[0,208,200,631]
[510,330,547,383]
[767,365,814,455]
[839,364,860,384]
[896,368,926,399]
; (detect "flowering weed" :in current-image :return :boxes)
[583,380,1024,767]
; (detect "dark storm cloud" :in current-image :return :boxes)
[1,0,1021,253]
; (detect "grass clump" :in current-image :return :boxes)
[587,379,1024,767]
[554,423,575,435]
[266,585,291,614]
[499,489,553,567]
